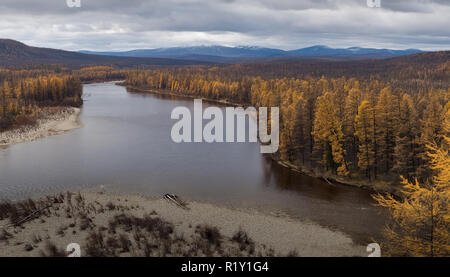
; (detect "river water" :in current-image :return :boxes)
[0,82,386,243]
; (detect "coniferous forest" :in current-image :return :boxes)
[0,66,128,130]
[1,0,450,260]
[0,51,448,256]
[0,68,82,130]
[124,55,449,188]
[123,56,449,256]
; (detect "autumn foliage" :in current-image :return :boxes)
[373,106,449,256]
[123,60,450,257]
[0,54,448,257]
[125,66,449,184]
[0,68,82,130]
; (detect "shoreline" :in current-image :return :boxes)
[273,158,401,197]
[122,83,247,107]
[0,190,367,257]
[122,84,401,197]
[0,107,81,147]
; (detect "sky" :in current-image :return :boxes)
[0,0,449,51]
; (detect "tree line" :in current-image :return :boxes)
[125,69,448,183]
[0,68,82,130]
[1,59,448,255]
[0,65,135,130]
[125,65,449,256]
[73,66,129,83]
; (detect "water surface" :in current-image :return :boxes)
[0,82,386,243]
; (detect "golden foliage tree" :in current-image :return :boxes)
[0,70,82,130]
[312,92,348,176]
[124,65,448,184]
[376,87,398,173]
[355,101,376,180]
[393,94,420,180]
[373,104,449,256]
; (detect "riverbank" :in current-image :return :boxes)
[274,159,402,197]
[0,107,81,147]
[0,190,367,257]
[122,83,246,107]
[122,84,401,197]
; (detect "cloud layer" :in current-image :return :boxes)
[0,0,449,51]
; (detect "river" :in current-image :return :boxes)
[0,82,386,243]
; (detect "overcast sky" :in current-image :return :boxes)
[0,0,449,51]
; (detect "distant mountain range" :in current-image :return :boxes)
[79,45,423,63]
[0,39,426,67]
[0,39,209,67]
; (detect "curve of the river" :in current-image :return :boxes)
[0,82,387,243]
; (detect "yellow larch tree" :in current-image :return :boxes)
[355,101,376,180]
[373,102,449,257]
[312,92,348,176]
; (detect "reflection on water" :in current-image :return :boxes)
[261,156,371,202]
[0,82,386,243]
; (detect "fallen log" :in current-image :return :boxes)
[164,194,190,210]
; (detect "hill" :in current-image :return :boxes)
[79,45,423,63]
[0,39,209,67]
[205,50,450,81]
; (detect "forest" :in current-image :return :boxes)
[0,54,448,256]
[2,56,448,188]
[124,57,449,256]
[124,60,449,187]
[0,67,82,130]
[0,65,134,130]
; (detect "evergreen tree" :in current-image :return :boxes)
[312,92,348,176]
[355,101,376,180]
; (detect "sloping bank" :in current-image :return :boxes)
[0,190,367,257]
[0,107,81,147]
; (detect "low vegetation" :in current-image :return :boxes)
[0,192,278,257]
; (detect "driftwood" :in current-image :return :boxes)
[164,194,190,210]
[1,204,53,229]
[323,177,335,186]
[14,204,53,226]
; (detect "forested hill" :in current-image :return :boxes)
[209,51,450,81]
[79,45,422,63]
[0,39,210,67]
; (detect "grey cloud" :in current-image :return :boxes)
[376,0,450,12]
[0,0,448,51]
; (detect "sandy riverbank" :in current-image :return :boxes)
[0,189,367,257]
[0,107,81,147]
